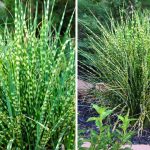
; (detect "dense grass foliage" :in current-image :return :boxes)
[80,11,150,131]
[0,0,75,149]
[0,0,75,36]
[78,0,150,49]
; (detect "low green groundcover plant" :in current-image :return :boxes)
[0,0,75,149]
[79,104,135,150]
[80,11,150,131]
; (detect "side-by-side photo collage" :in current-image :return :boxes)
[0,0,150,150]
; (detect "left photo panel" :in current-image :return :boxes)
[0,0,75,149]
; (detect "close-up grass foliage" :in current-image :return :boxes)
[0,0,75,149]
[79,11,150,132]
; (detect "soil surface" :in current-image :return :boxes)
[78,80,150,145]
[78,99,150,144]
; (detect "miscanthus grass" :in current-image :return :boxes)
[0,0,75,149]
[79,11,150,133]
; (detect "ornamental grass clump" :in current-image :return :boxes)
[0,0,75,149]
[80,11,150,131]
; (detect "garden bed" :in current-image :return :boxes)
[78,80,150,149]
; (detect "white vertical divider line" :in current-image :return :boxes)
[75,0,78,149]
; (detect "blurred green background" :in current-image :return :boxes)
[78,0,150,49]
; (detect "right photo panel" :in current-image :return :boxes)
[78,1,150,149]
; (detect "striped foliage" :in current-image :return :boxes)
[80,11,150,131]
[0,0,75,149]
